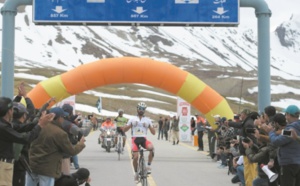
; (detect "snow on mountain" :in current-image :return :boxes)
[2,1,297,71]
[1,0,300,111]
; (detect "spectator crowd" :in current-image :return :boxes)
[2,82,300,186]
[186,105,300,186]
[155,103,300,186]
[0,82,94,186]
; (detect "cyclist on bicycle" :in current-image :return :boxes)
[114,109,128,151]
[123,102,155,183]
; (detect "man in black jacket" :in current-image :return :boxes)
[0,97,53,186]
[157,117,163,140]
[12,102,32,186]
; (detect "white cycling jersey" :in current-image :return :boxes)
[126,116,152,137]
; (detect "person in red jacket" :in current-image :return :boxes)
[98,117,115,144]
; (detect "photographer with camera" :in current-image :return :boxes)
[215,117,235,169]
[225,109,258,186]
[243,126,279,186]
[228,137,241,174]
[61,104,93,174]
[12,97,56,186]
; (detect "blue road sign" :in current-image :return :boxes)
[33,0,239,26]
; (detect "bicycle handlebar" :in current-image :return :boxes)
[132,148,152,152]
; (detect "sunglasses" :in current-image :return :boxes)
[137,107,146,111]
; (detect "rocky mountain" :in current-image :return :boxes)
[1,1,300,116]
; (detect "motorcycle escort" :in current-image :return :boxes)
[99,128,115,152]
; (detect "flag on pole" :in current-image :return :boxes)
[96,97,102,113]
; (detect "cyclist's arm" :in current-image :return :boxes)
[149,124,155,135]
[123,123,132,132]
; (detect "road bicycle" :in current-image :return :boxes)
[126,0,146,3]
[134,146,150,186]
[116,132,123,160]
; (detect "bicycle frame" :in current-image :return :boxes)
[116,133,123,160]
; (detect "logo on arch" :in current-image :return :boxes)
[180,124,189,132]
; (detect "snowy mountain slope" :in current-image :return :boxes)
[1,0,300,113]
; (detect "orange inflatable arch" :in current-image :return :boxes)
[28,57,234,127]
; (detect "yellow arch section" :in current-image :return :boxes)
[28,57,234,128]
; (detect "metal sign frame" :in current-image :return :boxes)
[33,0,239,26]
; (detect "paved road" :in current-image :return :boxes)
[74,130,236,186]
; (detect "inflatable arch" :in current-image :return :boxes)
[28,57,234,128]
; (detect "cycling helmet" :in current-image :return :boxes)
[118,109,124,113]
[137,102,147,109]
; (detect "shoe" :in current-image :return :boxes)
[146,166,151,174]
[134,173,139,183]
[173,141,175,145]
[98,139,101,144]
[176,140,179,144]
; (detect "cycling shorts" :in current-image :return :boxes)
[116,127,125,136]
[131,137,152,152]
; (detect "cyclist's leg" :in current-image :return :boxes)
[115,127,121,147]
[132,138,139,172]
[114,135,118,148]
[145,140,154,164]
[121,130,126,148]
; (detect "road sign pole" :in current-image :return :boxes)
[241,0,271,113]
[1,0,33,98]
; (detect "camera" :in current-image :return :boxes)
[281,130,292,136]
[245,128,256,134]
[241,137,251,143]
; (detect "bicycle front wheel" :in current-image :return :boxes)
[139,157,148,186]
[141,176,148,186]
[117,143,121,160]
